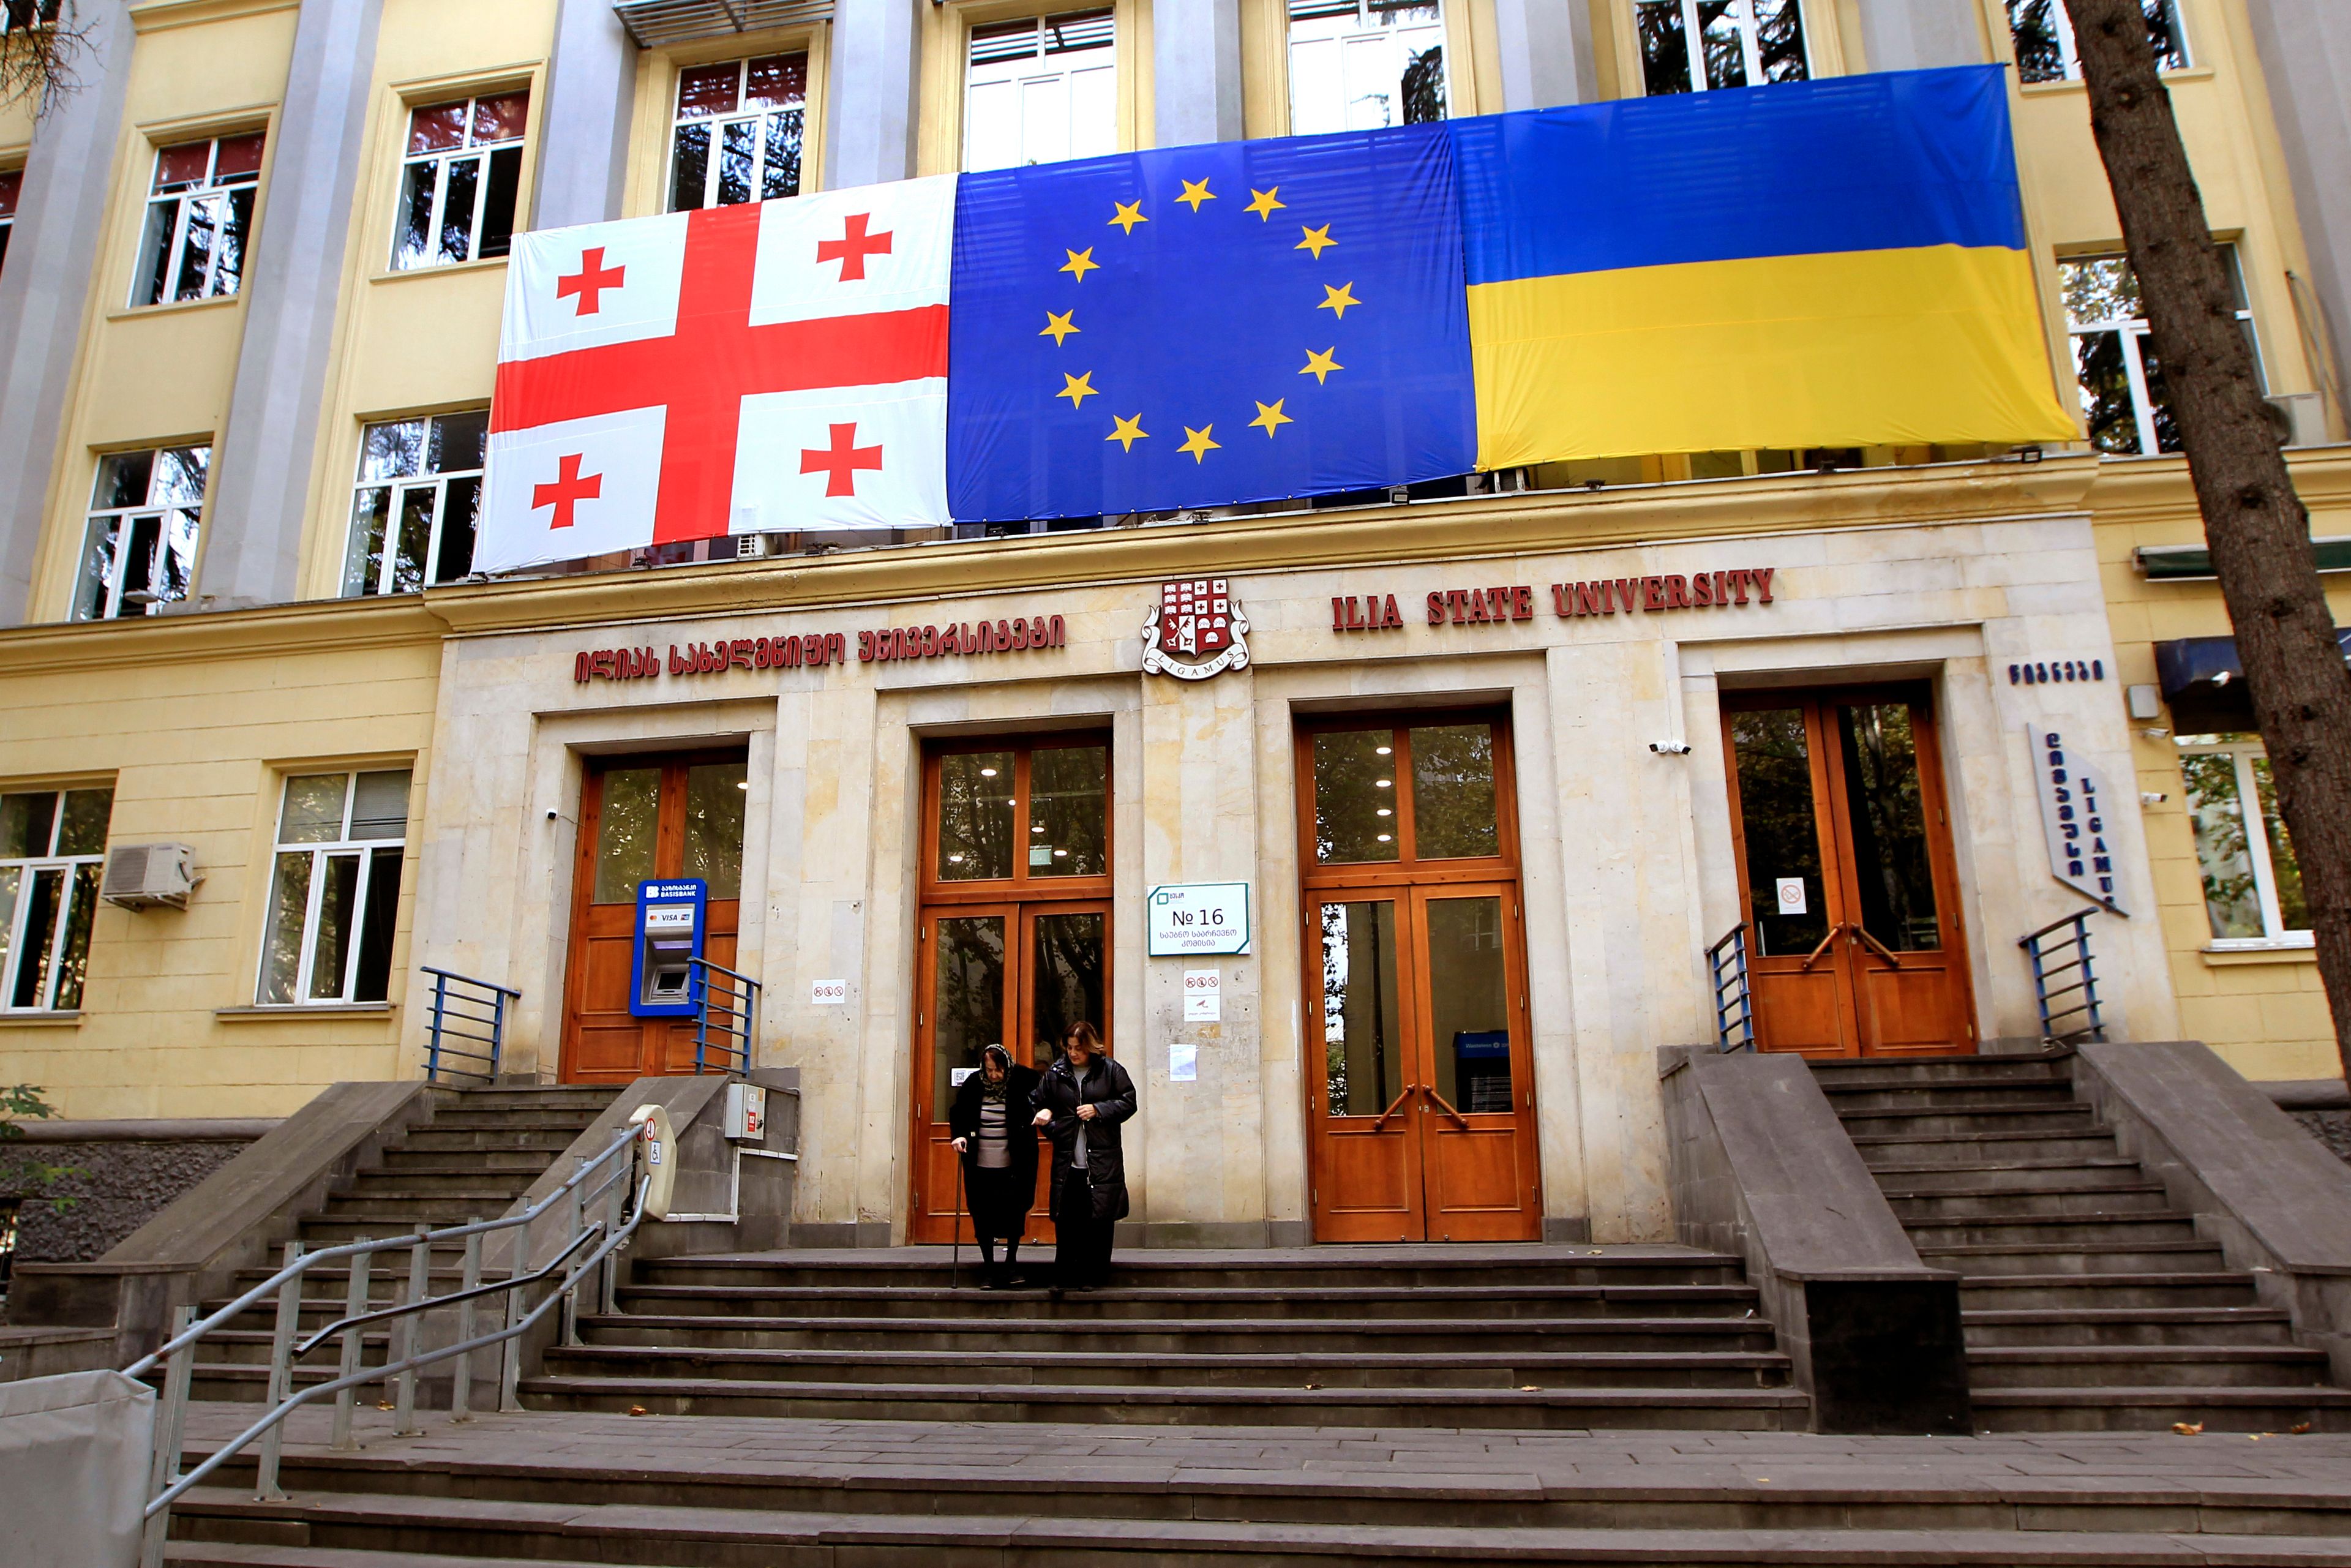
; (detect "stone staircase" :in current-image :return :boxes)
[184,1086,618,1401]
[1815,1049,2351,1433]
[519,1247,1810,1430]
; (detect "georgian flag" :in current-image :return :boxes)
[474,176,956,573]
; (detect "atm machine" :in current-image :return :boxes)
[630,879,708,1018]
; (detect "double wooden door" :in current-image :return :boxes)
[559,751,746,1082]
[1300,715,1541,1242]
[1722,688,1974,1057]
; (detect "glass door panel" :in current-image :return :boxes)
[931,914,1009,1107]
[1728,708,1829,957]
[1415,887,1535,1238]
[591,767,661,903]
[1834,703,1940,952]
[1321,899,1402,1117]
[1424,896,1508,1114]
[1027,908,1105,1072]
[1313,896,1419,1237]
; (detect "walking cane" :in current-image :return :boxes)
[951,1142,966,1291]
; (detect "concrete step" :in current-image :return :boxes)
[377,1149,553,1174]
[1817,1081,2081,1114]
[576,1311,1779,1354]
[316,1193,522,1221]
[1897,1214,2202,1250]
[1851,1130,2122,1165]
[420,1109,606,1133]
[519,1373,1812,1428]
[541,1341,1796,1390]
[1835,1104,2101,1138]
[294,1220,484,1248]
[1884,1185,2174,1222]
[634,1253,1752,1292]
[609,1281,1769,1321]
[440,1088,619,1112]
[397,1128,582,1153]
[1966,1345,2334,1390]
[1955,1273,2263,1310]
[1915,1241,2229,1276]
[1969,1386,2351,1433]
[1806,1052,2074,1086]
[1963,1307,2300,1348]
[1869,1159,2150,1195]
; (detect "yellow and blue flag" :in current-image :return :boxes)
[1451,66,2075,467]
[947,125,1477,521]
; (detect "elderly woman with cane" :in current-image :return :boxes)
[949,1043,1040,1288]
[1030,1021,1134,1291]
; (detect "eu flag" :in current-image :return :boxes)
[947,124,1476,522]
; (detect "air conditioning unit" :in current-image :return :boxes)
[100,843,202,910]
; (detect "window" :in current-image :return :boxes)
[2178,736,2307,946]
[0,168,20,280]
[1288,0,1445,135]
[342,411,486,596]
[2008,0,2186,85]
[0,787,111,1013]
[258,770,410,1005]
[2061,248,2260,457]
[669,54,806,211]
[0,0,61,32]
[75,446,207,621]
[392,92,526,271]
[1637,0,1807,96]
[132,134,263,307]
[963,9,1115,172]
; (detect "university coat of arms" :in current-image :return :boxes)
[1142,577,1250,681]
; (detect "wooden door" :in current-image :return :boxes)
[1722,689,1974,1058]
[1301,715,1542,1242]
[909,736,1112,1245]
[559,751,747,1083]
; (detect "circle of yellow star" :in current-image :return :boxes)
[1249,399,1293,437]
[1245,187,1285,221]
[1176,178,1216,212]
[1108,200,1147,234]
[1318,282,1360,319]
[1295,223,1336,258]
[1105,413,1149,451]
[1060,247,1100,281]
[1040,310,1079,345]
[1178,424,1221,462]
[1057,371,1098,408]
[1300,347,1343,384]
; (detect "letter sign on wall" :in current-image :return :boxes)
[2030,724,2127,913]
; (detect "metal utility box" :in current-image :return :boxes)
[724,1081,767,1141]
[630,879,708,1018]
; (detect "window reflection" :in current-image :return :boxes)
[1321,899,1400,1116]
[1029,745,1107,877]
[683,762,748,899]
[1427,896,1509,1112]
[1314,730,1400,864]
[1835,703,1940,952]
[937,752,1015,879]
[1730,708,1827,956]
[594,768,661,904]
[1409,723,1496,859]
[932,915,1007,1109]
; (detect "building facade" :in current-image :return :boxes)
[0,0,2346,1245]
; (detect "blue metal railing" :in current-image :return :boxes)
[1708,924,1756,1052]
[689,957,759,1075]
[2020,910,2105,1046]
[421,967,522,1085]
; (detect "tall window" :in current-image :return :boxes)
[0,168,20,279]
[2008,0,2186,84]
[75,446,207,621]
[0,1,60,34]
[393,92,526,271]
[132,134,263,307]
[2061,248,2260,457]
[1637,0,1807,96]
[964,9,1115,172]
[669,54,806,211]
[258,770,410,1005]
[1288,0,1445,135]
[2179,736,2307,946]
[0,787,111,1014]
[342,411,486,596]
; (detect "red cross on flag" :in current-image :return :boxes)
[474,176,956,573]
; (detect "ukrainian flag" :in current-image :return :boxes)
[1450,66,2076,468]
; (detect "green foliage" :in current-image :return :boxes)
[0,1084,78,1213]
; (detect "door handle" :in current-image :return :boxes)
[1798,923,1845,971]
[1851,924,1904,969]
[1370,1087,1414,1131]
[1420,1084,1474,1131]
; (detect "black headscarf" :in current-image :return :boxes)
[979,1044,1012,1103]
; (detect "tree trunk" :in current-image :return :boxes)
[2061,0,2351,1080]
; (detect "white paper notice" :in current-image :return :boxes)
[1775,877,1807,916]
[1169,1041,1199,1082]
[950,1067,975,1086]
[1183,969,1221,1022]
[810,978,847,1005]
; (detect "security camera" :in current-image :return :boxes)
[1650,740,1693,756]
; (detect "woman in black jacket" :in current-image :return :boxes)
[1029,1021,1135,1291]
[948,1044,1040,1288]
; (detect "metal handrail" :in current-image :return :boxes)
[128,1121,650,1568]
[421,966,522,1085]
[689,956,759,1075]
[2019,909,2105,1046]
[1706,924,1755,1052]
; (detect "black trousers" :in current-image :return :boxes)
[1052,1180,1116,1286]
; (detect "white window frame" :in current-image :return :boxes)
[2060,249,2259,458]
[256,770,411,1007]
[0,167,20,281]
[391,93,527,272]
[1635,0,1810,95]
[341,411,487,597]
[667,53,808,212]
[2008,0,2188,86]
[2177,736,2310,950]
[131,135,264,309]
[0,787,111,1015]
[1286,0,1450,137]
[74,446,209,621]
[962,9,1117,173]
